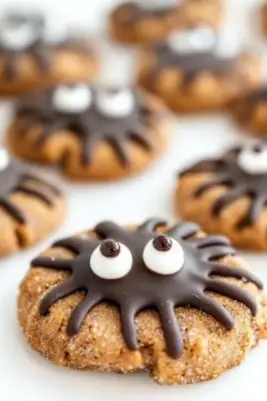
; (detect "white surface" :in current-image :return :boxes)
[0,0,267,400]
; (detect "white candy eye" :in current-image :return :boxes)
[143,235,184,275]
[42,20,68,45]
[0,148,9,171]
[52,85,92,114]
[238,144,267,175]
[90,239,133,280]
[168,26,216,54]
[96,89,135,118]
[141,0,179,11]
[0,20,36,50]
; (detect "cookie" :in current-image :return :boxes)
[7,84,169,181]
[176,143,267,250]
[18,218,267,384]
[261,3,267,37]
[233,86,267,138]
[138,27,261,113]
[0,10,98,96]
[110,0,223,45]
[0,148,65,257]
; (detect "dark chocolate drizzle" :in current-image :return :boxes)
[15,87,156,166]
[180,145,267,228]
[0,11,89,80]
[31,218,262,359]
[0,154,60,223]
[146,43,234,88]
[116,2,179,27]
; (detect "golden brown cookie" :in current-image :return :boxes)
[233,86,267,138]
[138,27,261,113]
[0,10,98,96]
[0,148,65,257]
[7,84,169,181]
[261,3,267,37]
[110,0,223,45]
[18,218,267,385]
[176,143,267,250]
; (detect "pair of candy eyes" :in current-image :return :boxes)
[90,236,184,280]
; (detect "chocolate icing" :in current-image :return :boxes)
[116,2,179,27]
[0,11,89,80]
[16,87,156,166]
[0,154,60,223]
[146,44,234,88]
[31,218,262,359]
[180,146,267,228]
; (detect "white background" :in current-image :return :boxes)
[0,0,267,400]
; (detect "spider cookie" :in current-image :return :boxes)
[110,0,223,45]
[176,143,267,250]
[138,27,261,113]
[7,84,169,181]
[18,219,267,384]
[0,148,65,257]
[233,86,267,138]
[0,10,97,95]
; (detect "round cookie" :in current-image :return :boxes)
[0,10,98,96]
[233,86,267,138]
[18,218,267,385]
[138,27,261,113]
[0,148,65,257]
[176,143,267,250]
[261,3,267,37]
[110,0,223,45]
[7,84,169,181]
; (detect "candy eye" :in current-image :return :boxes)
[141,0,178,11]
[42,20,68,45]
[0,16,37,50]
[96,88,135,118]
[0,148,9,171]
[168,26,216,54]
[52,85,92,114]
[90,239,133,280]
[238,144,267,175]
[143,235,184,275]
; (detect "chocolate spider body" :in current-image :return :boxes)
[31,218,262,359]
[147,45,234,88]
[16,89,155,166]
[180,146,267,228]
[0,156,60,223]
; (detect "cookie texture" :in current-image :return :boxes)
[0,148,65,257]
[177,144,267,250]
[138,28,261,113]
[110,0,223,45]
[233,87,267,137]
[261,3,267,37]
[0,11,97,95]
[7,85,169,181]
[18,219,267,385]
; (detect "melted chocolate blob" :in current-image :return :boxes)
[16,87,156,166]
[180,146,267,228]
[31,218,262,359]
[100,239,120,257]
[0,154,60,223]
[147,44,234,88]
[153,234,172,251]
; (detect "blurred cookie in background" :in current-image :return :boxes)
[233,86,267,138]
[7,83,170,181]
[138,26,261,113]
[110,0,223,45]
[260,2,267,37]
[0,9,98,96]
[0,147,65,257]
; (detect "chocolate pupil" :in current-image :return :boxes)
[153,235,172,251]
[100,239,120,258]
[253,144,263,153]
